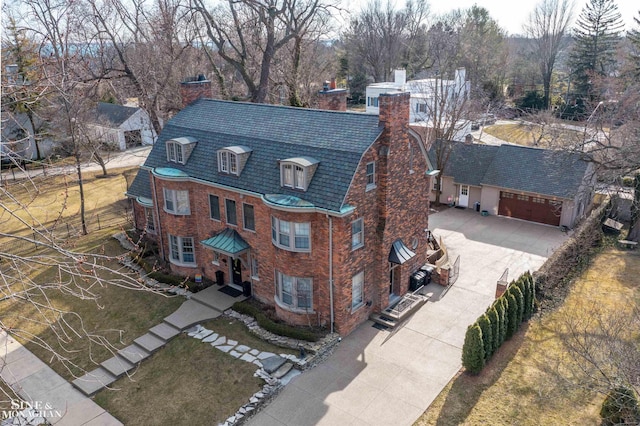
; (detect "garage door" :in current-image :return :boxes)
[498,192,562,226]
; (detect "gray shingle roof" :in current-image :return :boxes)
[93,102,140,127]
[429,142,589,199]
[128,99,383,212]
[128,169,152,200]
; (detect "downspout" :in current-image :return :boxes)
[328,215,334,334]
[150,171,165,260]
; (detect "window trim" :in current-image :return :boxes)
[168,234,196,266]
[163,188,190,215]
[275,271,314,312]
[281,162,307,190]
[352,270,364,311]
[225,198,237,226]
[243,203,255,231]
[144,207,155,234]
[209,194,221,221]
[271,217,311,252]
[366,161,376,191]
[218,150,239,176]
[251,257,259,280]
[351,218,364,250]
[166,141,184,164]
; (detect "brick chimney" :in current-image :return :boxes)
[180,74,211,108]
[316,78,347,111]
[378,92,410,129]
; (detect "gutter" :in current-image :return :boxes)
[328,215,334,334]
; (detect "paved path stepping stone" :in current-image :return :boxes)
[134,333,166,353]
[271,362,293,379]
[164,300,221,330]
[252,360,263,368]
[235,345,250,353]
[193,329,214,339]
[249,349,260,356]
[216,345,234,353]
[202,333,219,343]
[118,344,150,365]
[72,367,117,396]
[229,350,242,358]
[240,353,256,363]
[257,352,276,360]
[101,356,134,377]
[149,323,181,341]
[261,355,286,374]
[227,339,238,346]
[211,336,227,346]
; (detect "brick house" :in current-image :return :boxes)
[126,88,435,336]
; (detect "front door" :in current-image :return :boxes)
[458,185,469,208]
[232,258,242,285]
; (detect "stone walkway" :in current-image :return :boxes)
[72,284,245,396]
[0,332,121,426]
[184,323,306,425]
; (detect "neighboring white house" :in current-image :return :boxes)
[365,68,471,141]
[89,102,156,151]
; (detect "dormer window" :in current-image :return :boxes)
[218,146,252,176]
[280,157,319,192]
[166,137,197,164]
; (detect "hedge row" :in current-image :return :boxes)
[232,302,319,342]
[462,271,535,374]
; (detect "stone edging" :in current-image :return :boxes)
[224,309,341,370]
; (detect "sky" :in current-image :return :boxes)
[346,0,639,36]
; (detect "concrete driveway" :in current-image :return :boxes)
[248,208,569,426]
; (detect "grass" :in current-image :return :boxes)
[202,317,298,356]
[94,334,264,426]
[416,249,640,425]
[483,122,583,148]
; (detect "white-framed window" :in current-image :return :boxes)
[251,257,259,279]
[433,177,440,191]
[352,271,364,310]
[168,235,195,265]
[351,218,364,250]
[367,97,379,107]
[166,141,184,164]
[416,103,427,114]
[212,251,220,265]
[225,199,237,225]
[276,271,312,310]
[243,203,255,231]
[145,208,155,233]
[281,163,306,190]
[271,217,311,252]
[163,189,190,215]
[366,162,376,191]
[218,150,238,175]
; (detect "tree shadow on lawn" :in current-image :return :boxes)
[430,323,530,426]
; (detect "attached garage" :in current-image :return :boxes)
[498,192,562,226]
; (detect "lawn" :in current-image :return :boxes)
[483,122,583,148]
[416,249,640,425]
[94,316,298,424]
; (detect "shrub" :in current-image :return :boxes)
[462,324,485,374]
[511,285,525,325]
[600,386,640,426]
[505,292,519,340]
[486,307,500,354]
[148,271,187,287]
[232,302,319,342]
[477,314,493,361]
[494,299,506,346]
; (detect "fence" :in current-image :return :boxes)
[2,207,133,256]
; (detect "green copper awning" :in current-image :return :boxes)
[201,228,250,256]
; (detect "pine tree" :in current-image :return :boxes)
[462,324,485,374]
[511,285,525,325]
[477,314,493,361]
[568,0,624,100]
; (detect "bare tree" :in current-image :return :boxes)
[191,0,336,103]
[524,0,574,109]
[343,0,430,82]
